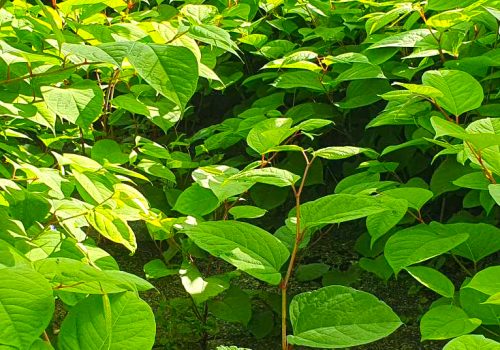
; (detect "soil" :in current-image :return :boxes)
[106,223,449,350]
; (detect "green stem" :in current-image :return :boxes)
[451,254,472,277]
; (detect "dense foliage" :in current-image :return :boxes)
[0,0,499,349]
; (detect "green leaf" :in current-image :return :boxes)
[8,190,51,229]
[143,259,177,279]
[313,146,378,160]
[465,266,500,296]
[489,184,500,206]
[173,184,220,216]
[298,194,388,231]
[431,116,468,138]
[34,258,152,294]
[136,159,176,182]
[229,205,267,219]
[135,137,171,159]
[484,293,500,305]
[91,139,129,165]
[288,285,401,348]
[359,256,393,281]
[385,223,469,273]
[460,286,500,326]
[126,43,198,110]
[272,71,329,91]
[336,79,391,109]
[443,335,500,350]
[29,338,54,350]
[427,9,469,29]
[335,63,386,82]
[34,0,65,50]
[427,0,476,11]
[72,170,113,205]
[87,208,137,253]
[422,70,484,116]
[420,305,481,340]
[453,172,490,190]
[192,165,251,201]
[247,118,294,154]
[451,223,500,262]
[296,263,330,282]
[406,266,455,298]
[230,167,300,187]
[248,310,274,339]
[367,197,407,245]
[430,158,473,196]
[41,80,104,128]
[0,267,55,349]
[179,261,232,304]
[369,29,432,49]
[58,292,156,350]
[393,82,443,99]
[0,239,30,267]
[62,43,119,66]
[188,24,239,57]
[208,286,252,325]
[181,221,290,285]
[381,187,433,210]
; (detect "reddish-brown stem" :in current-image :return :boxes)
[465,142,496,184]
[281,153,316,350]
[419,10,445,63]
[43,331,52,345]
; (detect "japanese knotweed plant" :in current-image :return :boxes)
[1,0,500,349]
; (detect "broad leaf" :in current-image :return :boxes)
[35,258,153,294]
[41,80,104,128]
[230,167,300,188]
[58,292,156,350]
[420,305,481,340]
[443,335,500,350]
[179,261,232,304]
[384,223,469,273]
[381,187,433,210]
[208,287,252,325]
[126,43,198,110]
[367,197,407,245]
[288,285,401,348]
[297,194,389,231]
[406,266,455,298]
[91,139,128,165]
[465,266,500,296]
[181,221,290,285]
[0,267,55,350]
[313,146,378,160]
[451,223,500,262]
[86,208,137,252]
[229,205,267,219]
[296,263,330,282]
[173,184,220,216]
[422,70,484,117]
[369,29,432,49]
[489,184,500,206]
[247,118,294,154]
